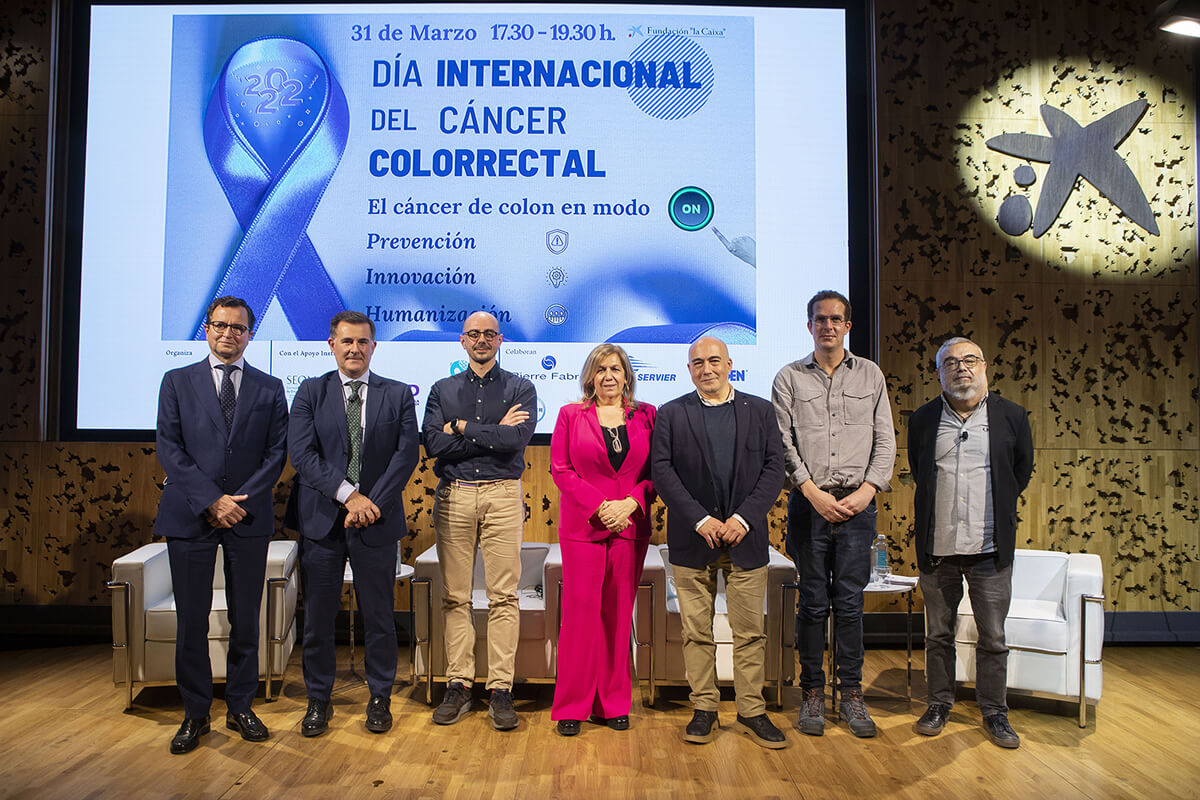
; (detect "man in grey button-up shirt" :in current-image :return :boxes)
[907,336,1033,749]
[771,290,894,739]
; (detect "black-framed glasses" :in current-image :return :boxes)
[941,355,983,371]
[463,329,499,341]
[207,320,249,336]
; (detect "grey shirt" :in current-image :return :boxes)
[771,350,895,492]
[932,394,994,556]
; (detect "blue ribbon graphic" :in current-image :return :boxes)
[196,37,349,340]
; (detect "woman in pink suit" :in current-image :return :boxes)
[550,343,656,736]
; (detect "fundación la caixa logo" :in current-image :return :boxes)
[986,99,1158,239]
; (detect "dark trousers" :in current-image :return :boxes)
[920,553,1012,716]
[166,531,270,718]
[786,490,875,691]
[300,525,398,701]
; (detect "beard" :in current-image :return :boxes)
[943,375,985,402]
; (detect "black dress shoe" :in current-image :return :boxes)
[736,714,788,749]
[683,710,719,744]
[301,698,333,738]
[169,717,210,754]
[365,695,392,734]
[226,709,269,742]
[556,719,581,737]
[606,715,630,731]
[915,703,951,736]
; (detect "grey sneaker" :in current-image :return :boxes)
[488,688,519,731]
[839,688,877,738]
[983,712,1020,749]
[432,681,472,725]
[797,687,825,736]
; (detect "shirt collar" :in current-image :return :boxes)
[339,370,371,386]
[940,391,989,420]
[697,386,736,406]
[801,349,856,369]
[466,363,499,384]
[208,353,245,371]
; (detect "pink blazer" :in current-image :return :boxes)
[550,402,657,542]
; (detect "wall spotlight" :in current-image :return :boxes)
[1153,0,1200,37]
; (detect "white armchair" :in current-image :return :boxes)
[411,542,561,703]
[952,548,1104,726]
[108,540,299,710]
[634,544,797,707]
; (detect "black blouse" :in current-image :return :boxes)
[602,424,629,472]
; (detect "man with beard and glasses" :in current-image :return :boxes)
[422,311,537,731]
[907,336,1033,749]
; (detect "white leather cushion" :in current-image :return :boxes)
[956,597,1067,654]
[471,587,546,639]
[145,590,231,642]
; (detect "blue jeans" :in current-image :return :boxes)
[786,490,875,691]
[920,553,1012,716]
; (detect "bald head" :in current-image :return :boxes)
[460,310,502,375]
[462,311,499,334]
[688,336,733,401]
[688,336,729,362]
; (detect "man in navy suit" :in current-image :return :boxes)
[155,295,288,755]
[650,336,788,748]
[288,310,419,737]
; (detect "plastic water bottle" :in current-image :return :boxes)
[870,533,890,584]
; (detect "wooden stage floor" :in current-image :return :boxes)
[1,644,1197,799]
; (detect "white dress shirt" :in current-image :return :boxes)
[335,370,370,504]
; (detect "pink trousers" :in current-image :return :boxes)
[551,535,649,720]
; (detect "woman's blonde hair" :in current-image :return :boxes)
[580,343,637,409]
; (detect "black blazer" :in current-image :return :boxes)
[287,370,420,546]
[907,393,1034,572]
[651,391,785,569]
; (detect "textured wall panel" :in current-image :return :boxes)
[0,3,51,443]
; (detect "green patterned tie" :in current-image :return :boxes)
[346,380,364,484]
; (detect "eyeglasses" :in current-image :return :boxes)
[940,355,984,371]
[811,314,847,326]
[207,320,249,336]
[463,329,499,342]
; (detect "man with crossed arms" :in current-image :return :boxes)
[423,311,537,731]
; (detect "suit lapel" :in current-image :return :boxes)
[363,374,386,471]
[920,405,939,481]
[229,364,256,435]
[584,404,616,477]
[730,395,750,497]
[614,407,647,481]
[683,396,713,476]
[322,372,350,458]
[190,360,228,437]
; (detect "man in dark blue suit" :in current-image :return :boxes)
[651,336,788,748]
[288,310,419,737]
[155,295,288,755]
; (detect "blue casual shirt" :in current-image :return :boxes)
[422,364,537,481]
